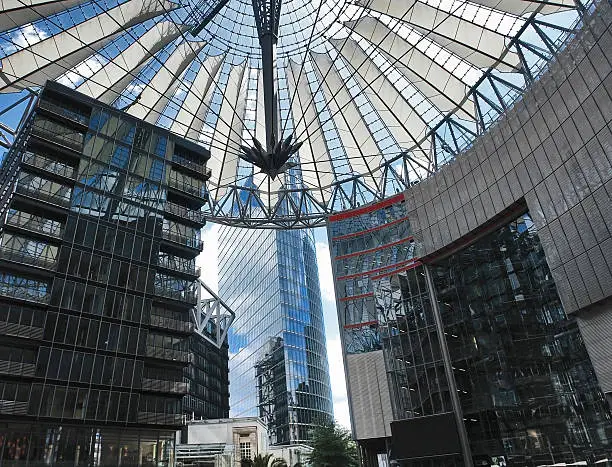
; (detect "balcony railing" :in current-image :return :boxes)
[0,360,35,377]
[0,400,28,416]
[15,183,72,208]
[167,177,208,201]
[150,314,194,333]
[31,124,83,152]
[5,210,64,239]
[38,100,89,127]
[142,378,188,394]
[22,152,75,179]
[171,154,211,179]
[164,201,206,224]
[0,321,44,340]
[0,246,57,271]
[158,256,200,277]
[161,229,203,251]
[154,284,198,304]
[145,346,192,363]
[137,411,183,426]
[0,284,50,304]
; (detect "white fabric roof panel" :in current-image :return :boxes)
[286,58,335,204]
[331,36,432,150]
[127,40,207,123]
[209,61,247,200]
[76,21,187,104]
[0,0,175,93]
[311,51,382,193]
[0,0,86,32]
[171,54,225,139]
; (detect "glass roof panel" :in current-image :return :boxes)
[0,0,589,227]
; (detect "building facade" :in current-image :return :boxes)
[327,194,420,465]
[329,2,612,466]
[218,227,333,445]
[0,82,219,466]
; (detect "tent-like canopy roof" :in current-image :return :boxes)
[0,0,587,227]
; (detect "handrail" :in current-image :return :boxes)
[171,154,211,179]
[0,246,57,270]
[22,151,75,179]
[31,124,83,151]
[141,377,189,394]
[161,229,204,251]
[150,314,194,333]
[158,255,201,276]
[38,100,89,126]
[167,177,208,200]
[145,346,192,363]
[164,201,206,224]
[5,210,64,238]
[15,183,72,207]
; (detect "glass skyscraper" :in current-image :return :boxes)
[0,82,229,466]
[218,226,333,445]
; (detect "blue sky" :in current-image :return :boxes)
[198,223,351,429]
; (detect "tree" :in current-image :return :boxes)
[308,422,359,467]
[242,453,288,467]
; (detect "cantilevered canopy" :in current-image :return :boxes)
[0,0,586,227]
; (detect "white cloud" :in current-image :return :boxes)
[327,337,351,430]
[12,23,49,49]
[197,223,220,295]
[315,241,336,304]
[57,55,106,88]
[126,83,144,96]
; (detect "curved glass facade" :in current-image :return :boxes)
[218,227,333,445]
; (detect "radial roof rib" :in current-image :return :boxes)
[355,0,518,69]
[127,40,207,123]
[76,21,186,104]
[467,0,574,16]
[286,59,335,205]
[171,54,224,139]
[345,17,475,118]
[0,0,86,32]
[310,51,381,193]
[0,0,175,93]
[330,36,432,157]
[209,61,247,200]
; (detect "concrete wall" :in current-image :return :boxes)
[403,2,612,392]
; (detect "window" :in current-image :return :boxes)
[239,441,251,460]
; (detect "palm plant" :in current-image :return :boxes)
[242,453,287,467]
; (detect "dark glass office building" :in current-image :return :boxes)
[330,194,612,466]
[0,82,215,465]
[218,226,333,445]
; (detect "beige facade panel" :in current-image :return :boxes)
[346,350,393,441]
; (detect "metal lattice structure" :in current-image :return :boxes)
[0,0,592,228]
[193,279,236,348]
